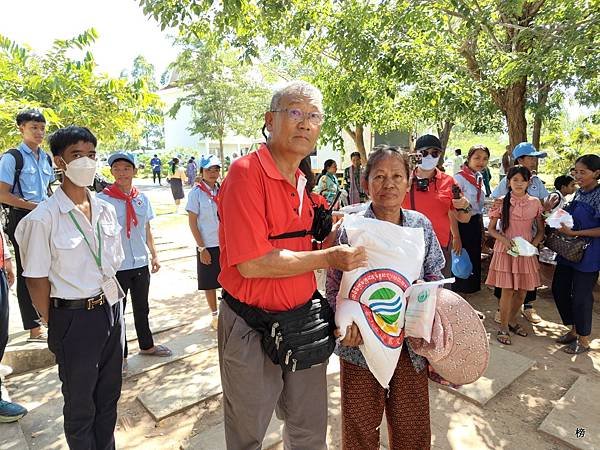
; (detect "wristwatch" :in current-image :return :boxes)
[197,246,206,253]
[456,205,472,213]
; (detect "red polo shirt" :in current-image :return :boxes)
[402,169,455,247]
[218,144,316,311]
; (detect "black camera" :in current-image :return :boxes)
[416,178,430,192]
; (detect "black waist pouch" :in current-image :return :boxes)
[224,290,336,372]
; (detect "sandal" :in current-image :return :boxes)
[556,332,577,345]
[508,323,528,337]
[139,344,172,357]
[496,330,511,345]
[27,331,48,342]
[563,340,591,355]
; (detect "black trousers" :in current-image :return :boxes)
[48,301,124,450]
[0,270,8,397]
[152,170,161,184]
[116,266,153,355]
[7,208,40,330]
[452,214,482,294]
[552,264,598,337]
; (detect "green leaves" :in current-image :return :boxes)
[168,39,271,163]
[0,32,163,152]
[138,0,600,151]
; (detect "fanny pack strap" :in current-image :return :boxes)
[223,290,325,330]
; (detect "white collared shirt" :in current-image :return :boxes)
[15,186,124,299]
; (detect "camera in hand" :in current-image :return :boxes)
[451,184,462,199]
[416,178,430,192]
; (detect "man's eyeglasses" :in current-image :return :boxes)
[272,108,325,126]
[418,148,441,158]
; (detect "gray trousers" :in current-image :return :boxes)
[218,301,328,450]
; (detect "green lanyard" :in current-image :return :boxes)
[68,211,102,269]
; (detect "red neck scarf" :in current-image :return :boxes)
[103,184,139,238]
[196,181,219,203]
[458,165,482,202]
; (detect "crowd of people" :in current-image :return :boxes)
[0,80,598,450]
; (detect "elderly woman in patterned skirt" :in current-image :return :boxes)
[327,145,444,450]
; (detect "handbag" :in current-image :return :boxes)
[223,291,336,372]
[544,229,589,263]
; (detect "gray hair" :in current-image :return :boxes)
[270,81,323,112]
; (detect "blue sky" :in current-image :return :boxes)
[0,0,178,81]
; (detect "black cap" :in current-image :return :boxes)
[415,134,442,151]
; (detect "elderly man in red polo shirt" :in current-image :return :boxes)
[217,81,367,449]
[403,134,472,276]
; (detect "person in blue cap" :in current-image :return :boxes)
[492,142,550,200]
[491,142,556,324]
[186,154,221,330]
[97,153,172,370]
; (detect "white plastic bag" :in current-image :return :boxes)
[404,278,454,342]
[335,214,425,388]
[507,236,539,257]
[546,208,574,229]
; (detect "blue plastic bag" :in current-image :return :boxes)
[451,249,473,279]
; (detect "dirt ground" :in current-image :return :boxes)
[7,180,599,449]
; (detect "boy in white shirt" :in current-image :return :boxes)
[16,126,125,450]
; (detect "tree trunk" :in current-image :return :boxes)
[436,120,454,169]
[532,83,550,150]
[218,135,225,176]
[504,79,528,150]
[344,124,367,161]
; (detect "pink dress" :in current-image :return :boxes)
[485,194,542,291]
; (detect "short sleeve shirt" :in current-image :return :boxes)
[15,187,124,299]
[492,175,549,200]
[186,182,220,248]
[0,143,55,202]
[96,191,154,271]
[454,172,484,215]
[562,185,600,272]
[218,144,316,311]
[402,169,455,247]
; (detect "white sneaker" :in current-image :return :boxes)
[210,315,219,331]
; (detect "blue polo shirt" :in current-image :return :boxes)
[96,191,155,271]
[491,174,549,200]
[0,142,55,202]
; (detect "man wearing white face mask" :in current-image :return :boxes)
[15,126,125,450]
[403,134,472,277]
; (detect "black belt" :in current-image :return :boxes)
[51,294,106,310]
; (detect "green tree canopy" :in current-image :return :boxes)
[168,40,272,169]
[140,0,600,154]
[0,29,162,151]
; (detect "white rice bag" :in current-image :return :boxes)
[335,214,425,388]
[336,298,403,388]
